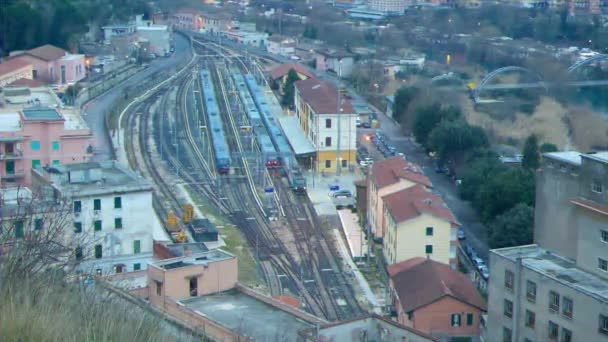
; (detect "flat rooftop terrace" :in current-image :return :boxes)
[152,250,233,270]
[493,244,608,301]
[181,289,314,341]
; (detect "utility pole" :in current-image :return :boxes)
[336,60,342,176]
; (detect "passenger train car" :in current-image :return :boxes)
[200,69,231,174]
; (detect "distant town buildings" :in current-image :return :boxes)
[294,77,357,173]
[32,161,156,275]
[5,44,86,86]
[486,151,608,342]
[266,35,296,57]
[314,49,355,78]
[103,14,171,58]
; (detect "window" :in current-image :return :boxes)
[592,178,603,193]
[503,327,512,342]
[425,245,433,254]
[466,313,473,326]
[94,220,102,232]
[504,299,513,318]
[74,222,82,233]
[561,328,572,342]
[325,118,332,128]
[451,313,461,327]
[426,227,434,236]
[549,291,560,312]
[133,240,141,254]
[562,297,573,319]
[14,220,24,239]
[548,321,559,341]
[155,281,162,296]
[341,159,347,168]
[51,141,60,151]
[115,218,122,229]
[73,201,81,213]
[134,263,141,271]
[34,218,43,231]
[32,70,37,79]
[189,277,198,296]
[525,310,536,328]
[52,160,60,166]
[599,258,608,272]
[602,230,608,243]
[94,244,102,259]
[30,140,40,151]
[600,314,608,335]
[325,137,332,147]
[75,247,83,260]
[32,159,41,169]
[114,197,122,209]
[505,270,514,291]
[526,280,537,302]
[93,199,101,211]
[325,160,331,168]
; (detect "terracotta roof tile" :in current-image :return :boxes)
[0,58,31,77]
[383,185,458,225]
[26,44,67,61]
[270,63,314,80]
[370,156,431,189]
[294,77,354,114]
[389,258,486,312]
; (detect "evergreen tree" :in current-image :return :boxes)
[281,69,299,108]
[522,134,540,170]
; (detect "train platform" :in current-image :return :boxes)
[337,209,367,259]
[304,170,358,216]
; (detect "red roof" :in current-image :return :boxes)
[20,44,67,61]
[294,77,355,114]
[383,185,458,225]
[389,258,486,312]
[370,156,431,189]
[270,63,314,80]
[6,78,44,87]
[0,58,31,77]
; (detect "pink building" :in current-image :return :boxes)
[0,106,93,186]
[170,9,203,31]
[7,45,86,86]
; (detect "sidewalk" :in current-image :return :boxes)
[304,170,362,216]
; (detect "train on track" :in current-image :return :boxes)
[200,69,231,174]
[243,74,307,194]
[232,73,281,168]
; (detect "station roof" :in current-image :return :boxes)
[278,116,315,156]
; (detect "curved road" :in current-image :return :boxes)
[82,33,192,161]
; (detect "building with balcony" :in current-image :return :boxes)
[31,161,156,275]
[367,156,432,240]
[294,77,357,173]
[486,151,608,342]
[388,257,486,340]
[0,90,93,186]
[7,44,86,86]
[383,184,458,267]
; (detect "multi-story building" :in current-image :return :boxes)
[383,184,458,267]
[314,49,355,78]
[367,0,410,14]
[294,77,357,173]
[136,24,171,56]
[388,258,486,340]
[170,9,203,31]
[32,161,157,275]
[0,88,93,186]
[367,156,431,240]
[487,151,608,342]
[0,59,33,88]
[266,35,296,57]
[7,45,86,86]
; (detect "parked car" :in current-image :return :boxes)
[361,121,371,128]
[479,265,489,280]
[472,256,484,268]
[332,190,355,209]
[458,229,466,240]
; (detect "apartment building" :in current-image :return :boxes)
[0,89,93,186]
[32,161,157,275]
[7,44,86,86]
[487,151,608,342]
[170,8,204,31]
[366,156,431,240]
[367,0,410,14]
[294,77,357,173]
[314,49,355,78]
[383,185,458,267]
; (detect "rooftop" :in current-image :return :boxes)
[23,44,68,62]
[370,156,431,189]
[180,289,315,341]
[278,116,315,155]
[0,112,22,132]
[22,106,62,120]
[6,78,45,88]
[137,24,168,31]
[388,258,486,312]
[544,151,582,166]
[270,63,314,80]
[383,185,458,225]
[35,161,152,197]
[1,85,64,109]
[151,250,234,270]
[0,58,31,77]
[493,244,608,302]
[294,77,355,115]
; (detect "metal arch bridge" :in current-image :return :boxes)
[471,54,608,103]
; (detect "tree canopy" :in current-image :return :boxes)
[488,203,534,249]
[522,134,540,170]
[281,68,299,108]
[392,86,418,124]
[428,119,488,162]
[412,104,461,148]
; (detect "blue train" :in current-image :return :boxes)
[244,74,307,193]
[231,73,280,168]
[200,69,231,174]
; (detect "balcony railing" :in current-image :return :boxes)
[0,151,23,160]
[1,170,26,179]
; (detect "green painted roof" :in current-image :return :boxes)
[22,106,61,120]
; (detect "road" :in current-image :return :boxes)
[82,33,192,161]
